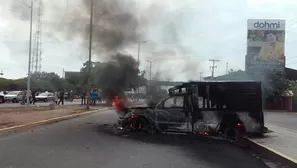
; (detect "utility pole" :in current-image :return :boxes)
[147,60,155,85]
[86,0,94,110]
[32,0,42,73]
[26,1,33,107]
[62,68,65,78]
[199,72,203,81]
[137,40,147,68]
[226,62,228,74]
[209,59,219,77]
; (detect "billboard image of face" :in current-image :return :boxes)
[246,19,285,72]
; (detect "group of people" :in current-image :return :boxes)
[20,89,37,105]
[20,89,72,106]
[80,89,102,106]
[53,90,68,105]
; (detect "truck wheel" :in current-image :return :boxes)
[0,97,4,103]
[12,98,17,103]
[224,127,240,141]
[133,117,150,131]
[133,117,158,134]
[44,98,48,102]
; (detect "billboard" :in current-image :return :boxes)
[246,19,285,73]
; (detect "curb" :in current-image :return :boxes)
[241,138,297,167]
[0,107,111,134]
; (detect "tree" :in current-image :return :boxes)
[262,71,291,98]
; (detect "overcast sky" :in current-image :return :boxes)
[1,0,297,81]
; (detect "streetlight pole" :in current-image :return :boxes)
[26,1,33,107]
[137,40,147,68]
[136,40,147,94]
[147,60,155,84]
[86,0,94,110]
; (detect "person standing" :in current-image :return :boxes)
[90,89,97,106]
[26,89,32,104]
[58,89,64,105]
[21,89,26,105]
[81,90,86,105]
[54,91,58,104]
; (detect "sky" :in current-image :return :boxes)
[1,0,297,81]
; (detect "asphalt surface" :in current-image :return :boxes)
[0,109,268,168]
[0,101,81,108]
[264,111,297,131]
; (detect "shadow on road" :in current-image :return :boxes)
[96,124,268,168]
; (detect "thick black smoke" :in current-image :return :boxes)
[89,52,146,102]
[8,0,201,81]
[52,0,141,55]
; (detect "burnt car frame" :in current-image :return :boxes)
[117,81,267,139]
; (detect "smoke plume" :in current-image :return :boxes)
[8,0,202,81]
[49,0,142,56]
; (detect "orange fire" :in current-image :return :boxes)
[112,96,126,111]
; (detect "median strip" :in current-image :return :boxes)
[0,105,111,134]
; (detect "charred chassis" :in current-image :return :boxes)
[117,81,267,139]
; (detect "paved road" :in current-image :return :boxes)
[264,111,297,131]
[0,101,81,108]
[0,98,146,108]
[0,109,268,168]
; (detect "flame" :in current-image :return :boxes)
[112,96,126,111]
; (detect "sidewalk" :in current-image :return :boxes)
[249,123,297,163]
[248,111,297,164]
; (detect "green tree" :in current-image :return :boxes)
[263,71,291,98]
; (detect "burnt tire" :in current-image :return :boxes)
[224,127,240,141]
[0,97,4,103]
[132,117,158,134]
[12,98,17,103]
[133,117,148,131]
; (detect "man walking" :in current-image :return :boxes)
[30,89,36,105]
[58,89,65,105]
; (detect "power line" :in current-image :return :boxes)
[209,59,219,77]
[14,0,30,8]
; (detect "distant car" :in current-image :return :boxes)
[36,92,54,102]
[0,92,5,103]
[4,91,23,103]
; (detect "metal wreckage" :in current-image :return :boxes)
[112,81,268,140]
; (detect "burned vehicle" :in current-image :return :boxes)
[114,81,267,139]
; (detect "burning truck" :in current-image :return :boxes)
[112,81,268,140]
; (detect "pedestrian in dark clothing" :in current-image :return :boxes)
[81,91,86,105]
[58,90,65,105]
[30,90,37,104]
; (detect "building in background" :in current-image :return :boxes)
[64,71,81,79]
[246,19,285,74]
